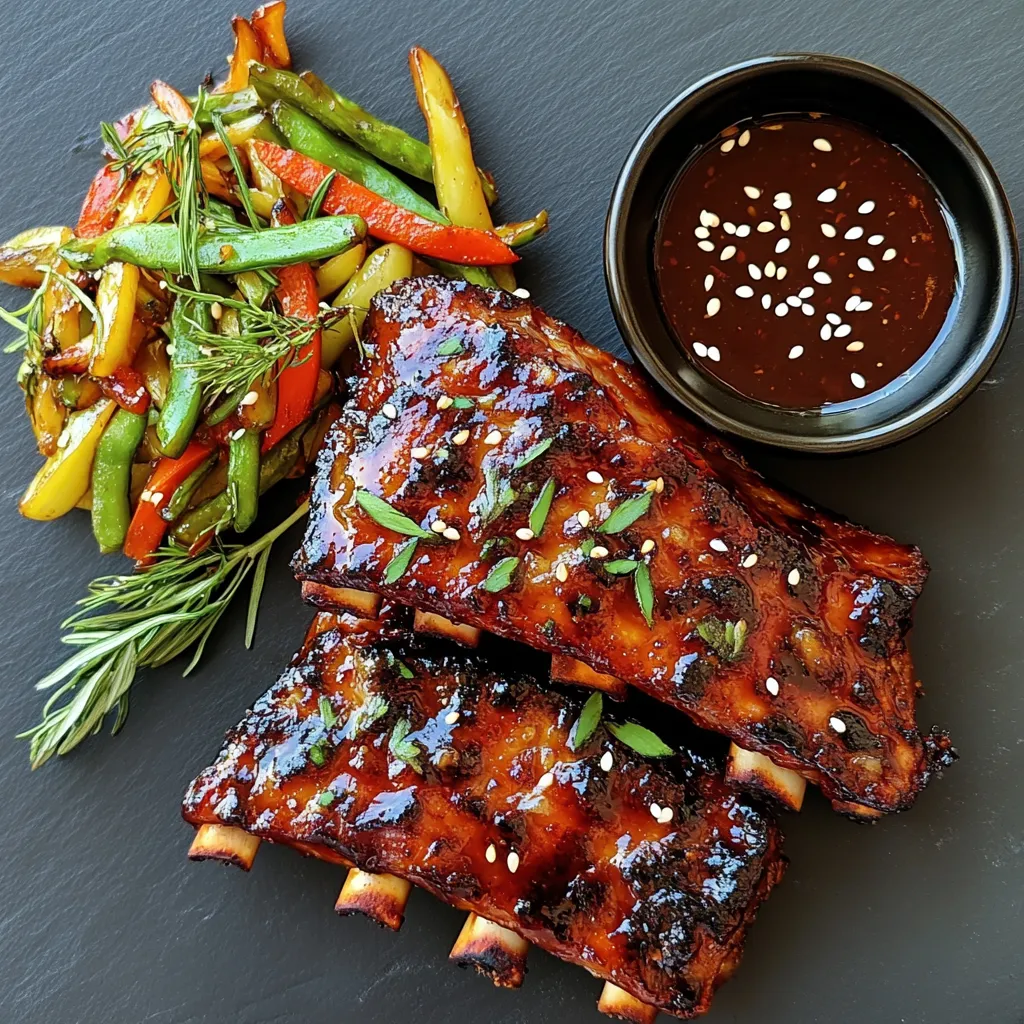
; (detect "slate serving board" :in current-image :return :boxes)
[0,1,1020,1021]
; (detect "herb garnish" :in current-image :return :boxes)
[345,693,389,739]
[389,718,424,773]
[634,562,655,628]
[318,694,337,729]
[513,437,553,471]
[308,738,330,766]
[384,538,419,584]
[569,691,603,750]
[696,616,748,661]
[528,477,556,537]
[385,651,415,679]
[317,791,336,807]
[483,556,519,593]
[437,336,464,356]
[354,490,433,539]
[604,558,638,575]
[452,396,475,409]
[607,721,674,757]
[479,466,517,526]
[303,169,337,222]
[598,491,653,534]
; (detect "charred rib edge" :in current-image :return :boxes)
[449,912,529,988]
[413,609,482,648]
[726,744,807,812]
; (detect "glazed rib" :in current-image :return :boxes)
[293,277,955,814]
[182,610,785,1019]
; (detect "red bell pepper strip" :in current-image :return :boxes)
[123,440,216,562]
[76,164,125,239]
[261,202,321,452]
[252,141,519,266]
[96,365,151,416]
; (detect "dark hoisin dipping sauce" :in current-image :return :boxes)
[655,115,958,407]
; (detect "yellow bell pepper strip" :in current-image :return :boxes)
[116,166,172,227]
[19,398,116,521]
[217,17,262,94]
[89,261,141,377]
[156,296,212,457]
[251,2,291,68]
[253,142,517,266]
[409,46,515,291]
[90,408,148,553]
[0,226,74,288]
[227,427,261,532]
[133,339,170,408]
[314,242,365,299]
[321,242,413,368]
[123,439,217,561]
[28,375,67,457]
[59,216,367,274]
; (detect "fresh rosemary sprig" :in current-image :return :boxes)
[0,266,102,360]
[19,499,309,769]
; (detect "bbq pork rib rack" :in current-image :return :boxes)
[293,277,955,817]
[183,610,785,1021]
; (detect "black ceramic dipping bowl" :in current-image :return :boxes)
[605,54,1018,452]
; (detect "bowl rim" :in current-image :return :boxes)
[604,52,1019,453]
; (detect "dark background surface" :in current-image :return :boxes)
[0,1,1021,1022]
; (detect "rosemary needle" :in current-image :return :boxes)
[19,499,309,768]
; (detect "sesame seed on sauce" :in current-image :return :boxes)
[576,509,591,527]
[555,562,569,583]
[742,553,758,568]
[515,527,535,541]
[445,710,460,725]
[485,843,497,863]
[590,545,609,559]
[787,568,801,586]
[382,403,398,420]
[443,527,461,541]
[452,429,471,446]
[507,851,520,873]
[765,676,780,696]
[586,470,604,484]
[641,539,655,554]
[431,519,447,534]
[538,771,554,789]
[709,538,728,552]
[654,114,956,408]
[600,750,614,771]
[411,446,429,459]
[483,429,502,445]
[829,715,847,734]
[436,395,453,410]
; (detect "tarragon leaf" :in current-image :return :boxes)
[513,437,553,471]
[355,490,432,538]
[529,477,556,537]
[696,615,749,661]
[604,559,638,575]
[599,491,653,534]
[318,694,337,729]
[483,556,519,593]
[607,721,674,757]
[384,538,419,584]
[437,336,464,356]
[569,691,603,750]
[634,562,655,627]
[389,718,424,774]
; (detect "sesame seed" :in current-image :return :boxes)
[229,428,246,441]
[240,390,259,406]
[158,279,167,290]
[807,254,821,269]
[801,303,815,316]
[452,429,470,446]
[820,324,832,341]
[515,527,535,541]
[775,237,791,254]
[210,301,224,320]
[834,324,852,338]
[577,510,591,527]
[641,539,655,554]
[882,248,897,261]
[868,234,884,246]
[813,137,832,151]
[779,210,791,231]
[706,297,721,317]
[706,347,721,363]
[485,843,497,863]
[735,224,751,238]
[845,295,861,312]
[658,806,674,824]
[787,568,801,586]
[704,274,714,292]
[484,429,502,446]
[817,187,838,203]
[765,676,780,696]
[798,286,815,299]
[761,293,772,309]
[748,264,762,281]
[855,300,873,312]
[857,257,875,272]
[443,527,461,541]
[826,312,842,325]
[512,287,531,298]
[700,209,720,227]
[742,553,758,568]
[587,470,604,484]
[382,403,398,420]
[850,372,866,389]
[720,138,735,153]
[844,226,864,240]
[600,750,613,771]
[776,265,788,281]
[821,223,837,238]
[743,185,761,199]
[720,245,737,260]
[693,341,709,357]
[723,221,736,234]
[773,192,792,210]
[149,491,164,505]
[590,545,609,559]
[655,477,665,493]
[735,285,754,299]
[858,200,876,214]
[757,221,775,233]
[411,446,429,458]
[765,261,776,278]
[437,395,454,410]
[697,240,715,252]
[445,710,460,725]
[165,344,176,358]
[538,771,554,789]
[788,345,804,360]
[710,538,728,552]
[786,295,802,307]
[650,802,662,819]
[555,562,569,582]
[829,716,847,733]
[694,226,710,239]
[431,520,447,533]
[813,271,832,285]
[774,302,789,317]
[738,130,751,147]
[846,340,865,352]
[139,489,152,502]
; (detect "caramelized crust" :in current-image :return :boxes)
[183,612,785,1019]
[293,277,955,813]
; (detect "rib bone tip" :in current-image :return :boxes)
[413,609,482,648]
[726,744,807,812]
[597,982,659,1023]
[187,824,260,870]
[449,913,529,988]
[334,868,411,931]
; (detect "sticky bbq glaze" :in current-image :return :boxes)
[655,115,957,407]
[292,277,956,814]
[183,610,786,1019]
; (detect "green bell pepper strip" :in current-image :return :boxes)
[227,428,261,533]
[90,408,147,554]
[171,428,303,545]
[160,452,218,522]
[58,215,367,274]
[249,65,498,204]
[191,87,263,125]
[156,297,210,458]
[234,270,275,307]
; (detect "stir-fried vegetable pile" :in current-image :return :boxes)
[0,2,548,766]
